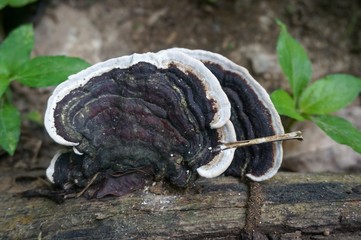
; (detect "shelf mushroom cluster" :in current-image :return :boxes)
[45,48,284,198]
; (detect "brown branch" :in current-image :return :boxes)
[0,172,361,239]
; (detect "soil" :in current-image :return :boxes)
[1,0,360,194]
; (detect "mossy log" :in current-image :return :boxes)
[1,172,361,239]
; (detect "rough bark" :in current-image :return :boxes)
[1,172,361,239]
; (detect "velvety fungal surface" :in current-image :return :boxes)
[203,62,275,178]
[48,60,226,196]
[45,48,283,198]
[174,48,284,181]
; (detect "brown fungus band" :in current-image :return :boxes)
[45,48,283,198]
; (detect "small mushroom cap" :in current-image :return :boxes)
[175,48,284,181]
[46,149,81,185]
[46,150,90,188]
[46,150,61,183]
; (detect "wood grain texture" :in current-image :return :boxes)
[1,172,361,239]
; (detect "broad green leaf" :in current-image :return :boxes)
[300,74,361,115]
[0,62,9,77]
[270,89,304,121]
[0,76,11,97]
[0,24,34,74]
[0,103,21,155]
[0,0,6,9]
[0,0,37,9]
[312,114,361,154]
[6,0,37,7]
[276,20,312,101]
[15,56,90,87]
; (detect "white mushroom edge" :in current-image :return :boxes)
[196,120,236,178]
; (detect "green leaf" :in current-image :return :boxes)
[15,56,90,87]
[0,0,37,9]
[276,20,312,101]
[0,1,6,10]
[270,89,304,121]
[0,103,21,155]
[300,74,361,115]
[0,24,34,74]
[0,62,9,77]
[6,0,37,7]
[312,114,361,154]
[0,76,11,97]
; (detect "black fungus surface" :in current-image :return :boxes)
[52,62,221,195]
[203,62,275,178]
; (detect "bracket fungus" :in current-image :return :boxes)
[45,48,292,198]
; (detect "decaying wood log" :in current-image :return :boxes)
[0,172,361,239]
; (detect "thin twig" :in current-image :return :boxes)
[76,172,100,198]
[211,131,303,153]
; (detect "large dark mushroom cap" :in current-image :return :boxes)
[45,48,285,198]
[45,49,237,196]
